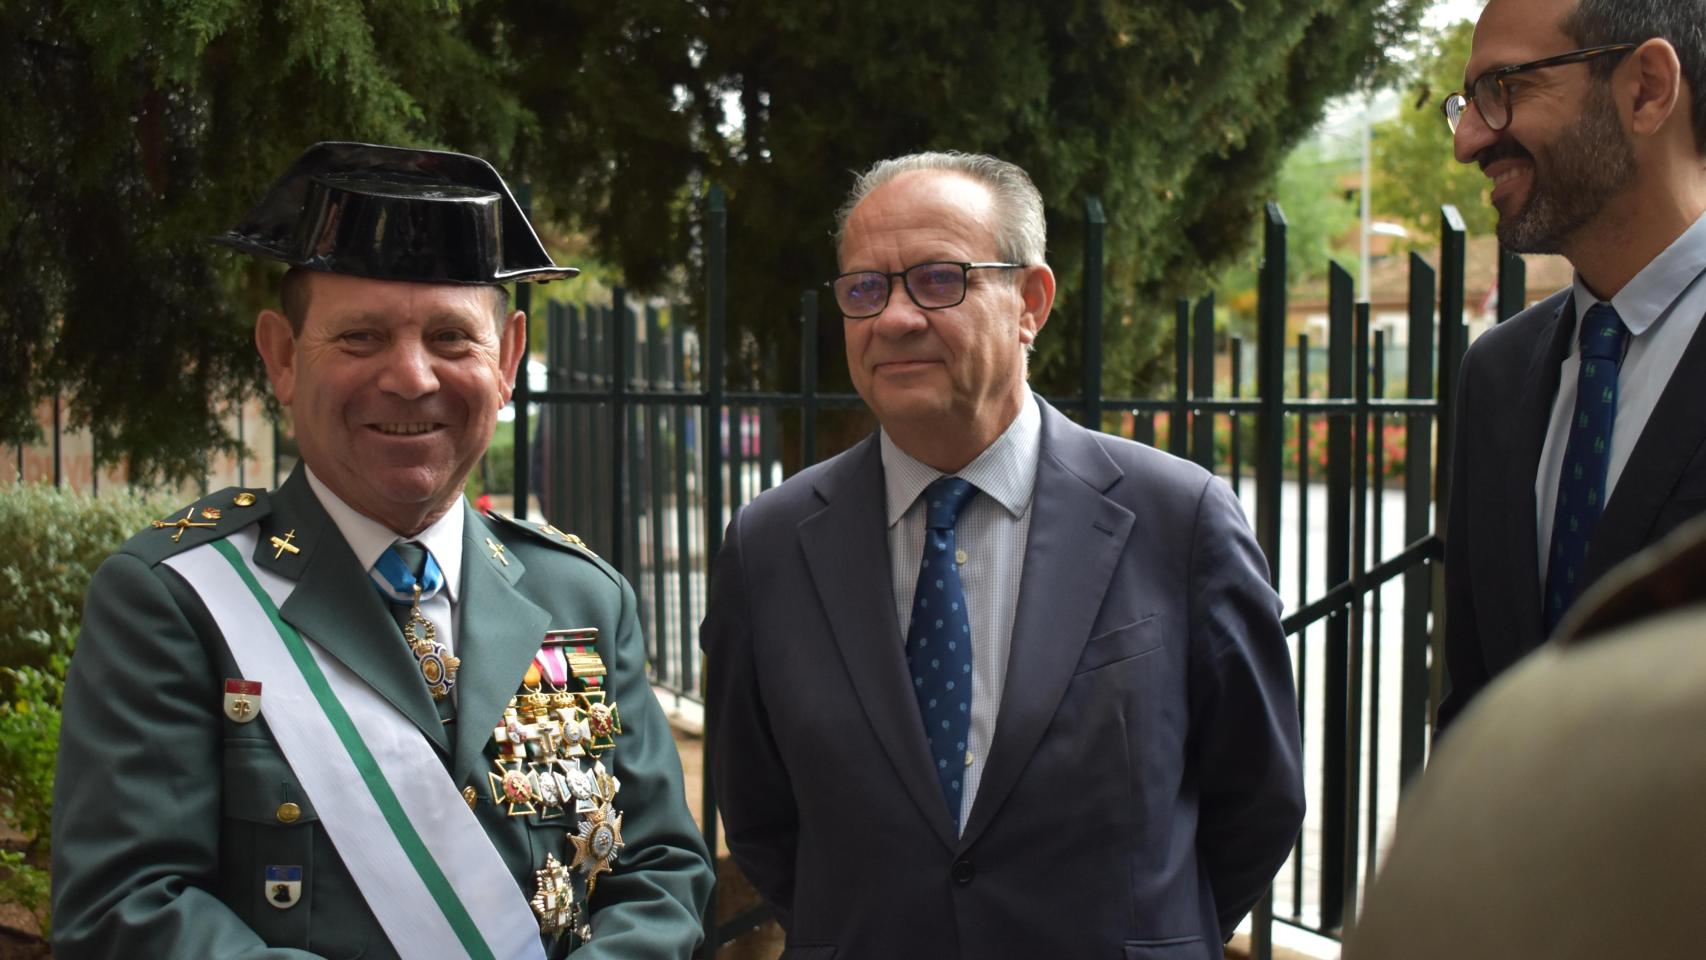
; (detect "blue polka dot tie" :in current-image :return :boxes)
[1544,302,1628,633]
[905,476,978,829]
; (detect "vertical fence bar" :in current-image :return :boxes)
[592,306,612,552]
[674,316,697,698]
[1291,331,1309,921]
[1083,197,1106,429]
[569,305,586,529]
[1191,295,1215,470]
[1256,202,1287,585]
[1436,206,1467,517]
[1498,246,1527,322]
[649,304,670,680]
[1365,327,1386,890]
[1251,200,1287,960]
[801,290,819,467]
[53,394,62,488]
[611,289,631,576]
[1401,255,1437,781]
[513,185,534,519]
[1173,300,1190,457]
[1321,263,1355,930]
[1343,299,1371,933]
[1230,338,1244,496]
[700,185,727,960]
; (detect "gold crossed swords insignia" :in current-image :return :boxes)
[152,507,218,543]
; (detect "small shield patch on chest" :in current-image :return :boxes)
[224,679,262,724]
[265,865,302,909]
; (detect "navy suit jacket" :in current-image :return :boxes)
[1440,291,1706,730]
[702,399,1304,960]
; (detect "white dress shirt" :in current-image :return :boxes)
[305,466,466,657]
[1535,209,1706,584]
[882,388,1040,831]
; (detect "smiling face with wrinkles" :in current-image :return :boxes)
[256,271,525,535]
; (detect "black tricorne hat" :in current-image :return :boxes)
[213,141,578,284]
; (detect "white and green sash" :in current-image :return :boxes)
[165,528,546,960]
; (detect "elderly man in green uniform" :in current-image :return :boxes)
[50,142,713,959]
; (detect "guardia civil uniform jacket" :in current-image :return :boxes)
[50,467,712,958]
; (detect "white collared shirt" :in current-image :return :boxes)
[305,466,466,656]
[882,387,1041,831]
[1536,209,1706,584]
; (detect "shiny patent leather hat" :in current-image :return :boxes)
[214,141,578,284]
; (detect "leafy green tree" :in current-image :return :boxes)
[1372,18,1496,243]
[2,0,1426,478]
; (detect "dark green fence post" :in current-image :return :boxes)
[1173,300,1190,456]
[1191,294,1216,470]
[1437,205,1467,518]
[1083,197,1105,429]
[1321,262,1355,930]
[1253,202,1288,959]
[801,290,820,466]
[1256,202,1288,584]
[1401,254,1437,782]
[610,288,630,576]
[700,185,727,960]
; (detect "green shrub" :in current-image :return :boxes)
[0,484,169,936]
[0,485,170,671]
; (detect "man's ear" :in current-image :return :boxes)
[1017,265,1056,346]
[1626,37,1683,139]
[497,310,527,404]
[254,309,298,406]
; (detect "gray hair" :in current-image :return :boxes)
[1563,0,1706,154]
[833,151,1048,265]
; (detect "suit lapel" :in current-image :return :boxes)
[257,469,450,755]
[1589,306,1706,582]
[960,403,1131,850]
[1497,295,1573,650]
[452,509,553,787]
[798,437,959,850]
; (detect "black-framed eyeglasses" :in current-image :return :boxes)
[1442,43,1635,134]
[828,261,1024,319]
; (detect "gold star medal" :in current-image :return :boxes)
[568,803,624,881]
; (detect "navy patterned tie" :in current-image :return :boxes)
[1544,303,1628,632]
[905,476,978,829]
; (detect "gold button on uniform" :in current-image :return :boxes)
[955,549,968,565]
[234,492,257,507]
[275,802,301,824]
[463,785,478,809]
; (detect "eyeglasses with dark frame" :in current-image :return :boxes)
[1442,43,1636,134]
[828,261,1025,319]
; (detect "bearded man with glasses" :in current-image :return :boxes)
[1438,0,1706,733]
[701,151,1304,958]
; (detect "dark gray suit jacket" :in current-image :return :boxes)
[1440,291,1706,730]
[702,399,1304,960]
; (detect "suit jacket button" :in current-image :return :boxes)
[951,859,974,885]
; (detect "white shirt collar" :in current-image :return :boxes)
[304,466,465,602]
[1572,207,1706,341]
[880,386,1042,527]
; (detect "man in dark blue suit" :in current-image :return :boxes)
[702,152,1304,958]
[1439,0,1706,730]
